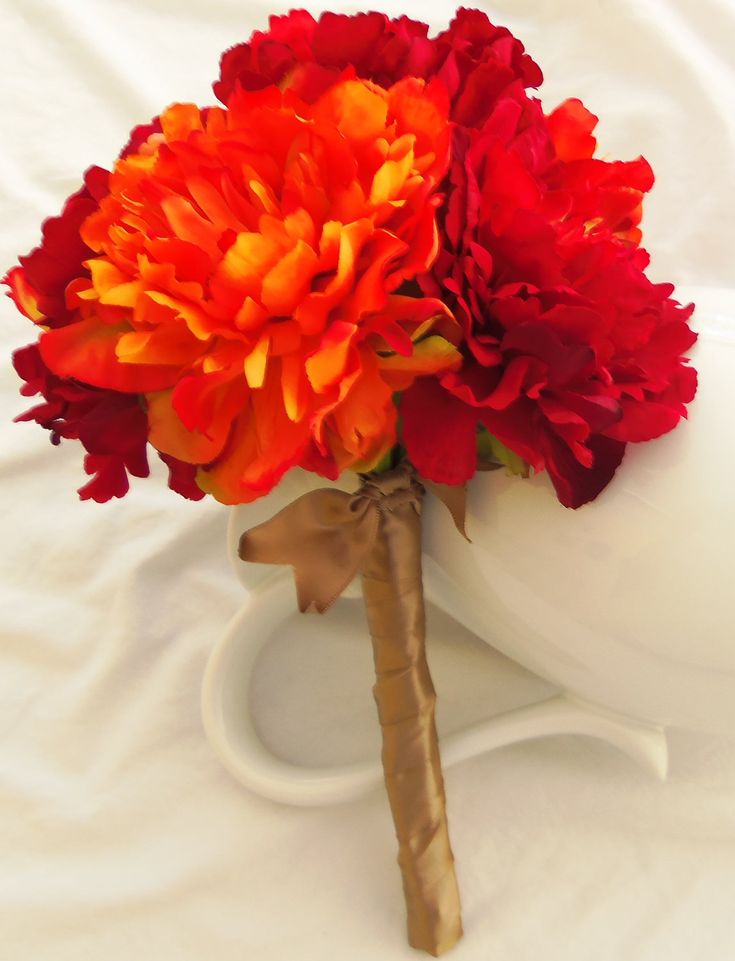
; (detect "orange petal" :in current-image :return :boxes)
[144,291,216,341]
[87,258,125,296]
[386,199,440,286]
[317,220,342,267]
[282,208,316,247]
[98,276,144,309]
[269,320,301,356]
[145,238,213,286]
[260,240,319,316]
[295,219,373,335]
[248,178,279,216]
[116,322,205,366]
[331,179,368,224]
[329,353,396,464]
[386,77,450,180]
[185,175,244,232]
[5,267,44,322]
[234,296,269,333]
[137,256,204,303]
[147,388,227,463]
[305,322,357,393]
[345,230,406,321]
[160,195,222,257]
[40,321,179,392]
[313,79,389,143]
[211,231,283,309]
[196,368,310,504]
[171,365,245,438]
[66,277,99,308]
[159,102,203,142]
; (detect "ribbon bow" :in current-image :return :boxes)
[238,463,467,613]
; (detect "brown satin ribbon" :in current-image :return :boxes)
[239,464,464,955]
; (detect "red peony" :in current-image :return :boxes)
[215,10,439,104]
[400,95,697,506]
[214,7,541,115]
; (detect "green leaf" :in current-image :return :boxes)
[372,445,403,474]
[477,427,530,478]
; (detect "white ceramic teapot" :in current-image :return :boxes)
[201,288,735,805]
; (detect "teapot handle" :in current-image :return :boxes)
[201,567,668,806]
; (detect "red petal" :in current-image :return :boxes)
[401,377,478,485]
[542,431,626,508]
[604,400,681,442]
[78,454,131,502]
[311,12,387,69]
[159,453,206,500]
[547,98,598,162]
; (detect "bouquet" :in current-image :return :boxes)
[6,8,696,955]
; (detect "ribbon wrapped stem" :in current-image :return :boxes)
[238,464,463,955]
[360,469,462,956]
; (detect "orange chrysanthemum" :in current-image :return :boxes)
[37,76,459,503]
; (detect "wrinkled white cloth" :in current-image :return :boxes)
[1,2,734,960]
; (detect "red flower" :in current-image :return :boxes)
[214,7,541,118]
[5,164,203,503]
[215,11,439,104]
[7,9,697,510]
[430,7,542,126]
[401,88,697,507]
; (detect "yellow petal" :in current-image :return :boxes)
[244,333,270,388]
[379,335,462,390]
[281,354,306,422]
[370,135,415,206]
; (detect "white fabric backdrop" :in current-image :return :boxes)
[1,2,734,959]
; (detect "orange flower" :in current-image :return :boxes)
[38,76,459,503]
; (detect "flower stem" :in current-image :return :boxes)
[359,466,462,956]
